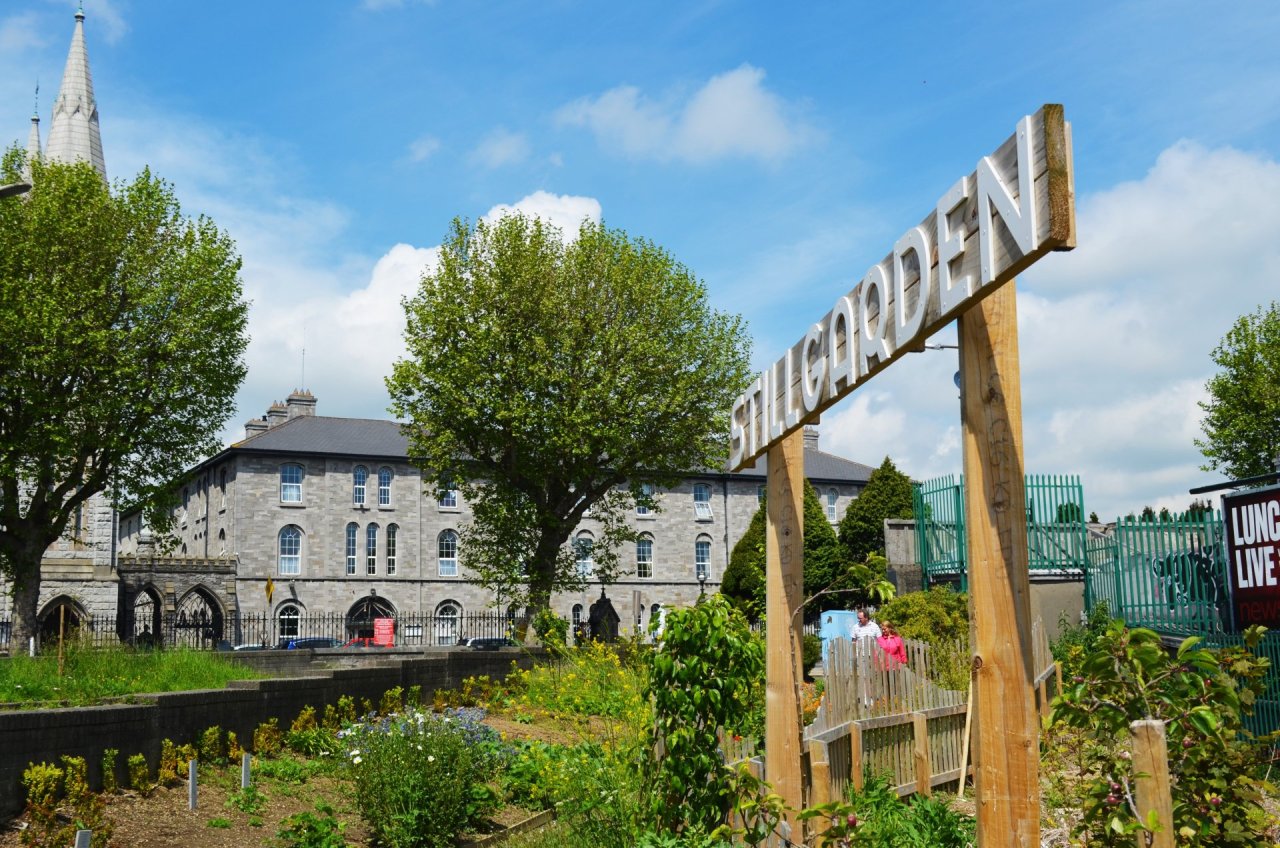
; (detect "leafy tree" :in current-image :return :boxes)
[1184,499,1213,521]
[0,153,248,647]
[1196,301,1280,480]
[1140,505,1156,522]
[387,214,751,611]
[1056,501,1083,524]
[838,456,913,563]
[1088,511,1100,523]
[721,502,765,618]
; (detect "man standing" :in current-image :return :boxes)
[853,608,882,641]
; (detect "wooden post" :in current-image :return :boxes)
[1131,720,1174,848]
[850,721,865,793]
[958,280,1041,847]
[1038,678,1049,719]
[765,429,806,838]
[957,677,974,800]
[808,740,832,841]
[912,711,932,798]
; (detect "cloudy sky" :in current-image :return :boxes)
[5,0,1280,519]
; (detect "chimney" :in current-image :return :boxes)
[803,426,820,451]
[286,389,317,419]
[244,418,268,438]
[266,401,288,428]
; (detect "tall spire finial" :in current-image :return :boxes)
[46,2,105,179]
[33,80,39,118]
[77,1,85,21]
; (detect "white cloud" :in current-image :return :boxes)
[815,142,1280,519]
[469,127,530,169]
[0,12,46,52]
[407,134,440,162]
[481,190,602,240]
[556,64,814,164]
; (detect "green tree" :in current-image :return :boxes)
[721,502,765,618]
[838,456,914,563]
[1196,301,1280,480]
[387,214,751,611]
[1056,501,1083,524]
[0,153,248,647]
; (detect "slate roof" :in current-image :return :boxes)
[233,416,409,459]
[730,449,876,484]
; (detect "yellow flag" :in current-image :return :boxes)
[266,577,275,605]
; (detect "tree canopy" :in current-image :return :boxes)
[0,152,249,644]
[837,456,914,563]
[386,214,752,610]
[1196,301,1280,481]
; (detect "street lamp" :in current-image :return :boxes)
[0,182,32,199]
[697,571,707,597]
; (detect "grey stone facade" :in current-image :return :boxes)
[119,393,873,638]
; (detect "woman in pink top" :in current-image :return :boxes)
[877,621,907,668]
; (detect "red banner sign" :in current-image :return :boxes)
[1225,485,1280,628]
[373,617,395,647]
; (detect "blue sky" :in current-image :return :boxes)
[5,0,1280,519]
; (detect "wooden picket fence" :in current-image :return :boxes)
[727,620,1060,808]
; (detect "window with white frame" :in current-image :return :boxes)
[386,524,398,576]
[439,482,458,509]
[572,604,584,625]
[575,533,594,578]
[378,467,392,506]
[695,536,711,581]
[345,523,358,575]
[636,536,653,578]
[826,489,838,522]
[636,483,654,516]
[438,530,459,577]
[693,483,713,520]
[353,466,368,506]
[278,526,302,575]
[366,523,378,575]
[280,465,303,503]
[278,602,301,639]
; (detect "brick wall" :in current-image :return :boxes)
[0,648,540,821]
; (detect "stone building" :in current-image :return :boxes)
[0,7,118,643]
[119,392,873,644]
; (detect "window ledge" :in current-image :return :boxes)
[279,502,306,509]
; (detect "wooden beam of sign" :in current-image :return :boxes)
[730,104,1075,471]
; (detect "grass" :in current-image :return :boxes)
[0,643,266,706]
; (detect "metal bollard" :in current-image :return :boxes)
[241,752,251,790]
[188,759,197,810]
[74,830,92,848]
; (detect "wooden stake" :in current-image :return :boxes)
[808,740,832,841]
[1131,720,1174,848]
[956,677,974,800]
[912,711,932,798]
[850,721,865,793]
[765,428,806,837]
[958,280,1041,847]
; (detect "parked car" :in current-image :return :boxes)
[232,643,268,651]
[341,637,389,649]
[281,636,342,650]
[467,637,518,651]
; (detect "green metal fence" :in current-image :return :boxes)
[1084,512,1228,636]
[1201,630,1280,737]
[914,473,1088,587]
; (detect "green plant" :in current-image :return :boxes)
[200,725,228,765]
[127,753,151,792]
[292,705,319,733]
[255,717,285,756]
[407,685,423,707]
[802,634,823,680]
[532,608,568,651]
[876,587,970,691]
[256,756,311,785]
[796,774,974,847]
[207,817,233,828]
[345,707,503,847]
[646,595,764,835]
[158,738,180,784]
[380,686,405,716]
[227,784,268,815]
[1051,600,1112,677]
[1050,621,1277,845]
[100,747,119,793]
[335,695,356,726]
[274,802,349,848]
[20,756,113,848]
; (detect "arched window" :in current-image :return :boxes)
[439,482,458,509]
[636,535,653,579]
[435,600,461,646]
[693,483,712,520]
[651,603,663,634]
[366,523,378,575]
[695,535,712,581]
[575,532,594,578]
[278,526,302,575]
[353,466,368,506]
[378,467,393,506]
[386,524,398,576]
[636,483,655,516]
[345,523,358,575]
[438,530,458,577]
[278,602,302,640]
[826,489,838,522]
[280,464,303,503]
[572,604,584,625]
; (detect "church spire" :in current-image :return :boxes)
[45,5,106,180]
[23,85,42,183]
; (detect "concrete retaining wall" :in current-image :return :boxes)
[0,648,539,820]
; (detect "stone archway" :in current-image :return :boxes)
[346,595,396,639]
[171,587,225,649]
[37,596,88,646]
[131,585,163,647]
